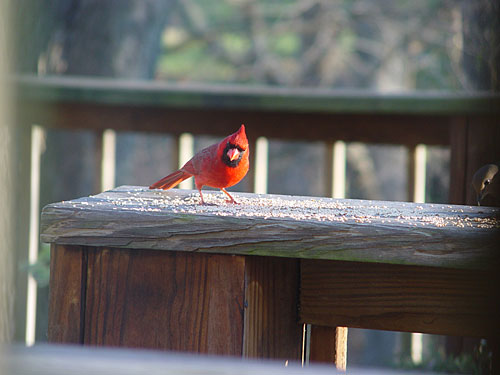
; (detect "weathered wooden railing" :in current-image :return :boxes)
[40,186,500,371]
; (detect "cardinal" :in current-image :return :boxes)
[150,124,249,205]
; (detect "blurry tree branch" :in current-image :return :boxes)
[177,0,249,66]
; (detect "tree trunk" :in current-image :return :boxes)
[462,0,500,91]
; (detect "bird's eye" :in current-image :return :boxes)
[484,179,491,186]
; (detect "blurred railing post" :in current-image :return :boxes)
[0,0,15,341]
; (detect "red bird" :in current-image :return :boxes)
[150,125,249,205]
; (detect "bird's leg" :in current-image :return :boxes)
[198,189,206,205]
[221,188,238,204]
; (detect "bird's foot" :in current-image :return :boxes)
[220,188,238,204]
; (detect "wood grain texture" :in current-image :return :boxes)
[309,326,347,371]
[300,259,500,338]
[243,257,302,361]
[334,327,347,371]
[41,186,500,271]
[48,244,86,343]
[84,248,245,355]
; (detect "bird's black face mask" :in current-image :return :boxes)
[222,142,245,168]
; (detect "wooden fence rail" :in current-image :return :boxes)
[40,186,500,370]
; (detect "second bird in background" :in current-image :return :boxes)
[472,162,500,207]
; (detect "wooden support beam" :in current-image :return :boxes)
[21,101,452,146]
[300,259,500,339]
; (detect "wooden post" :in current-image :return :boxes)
[10,122,32,344]
[309,325,347,370]
[450,116,500,205]
[48,244,303,360]
[324,143,334,198]
[48,245,86,344]
[243,257,302,361]
[407,144,416,202]
[449,116,468,205]
[245,136,258,194]
[463,115,500,205]
[93,129,104,195]
[0,1,25,342]
[448,113,500,369]
[84,248,245,353]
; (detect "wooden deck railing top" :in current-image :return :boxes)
[41,186,500,271]
[15,75,500,115]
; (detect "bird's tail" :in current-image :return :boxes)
[149,169,192,190]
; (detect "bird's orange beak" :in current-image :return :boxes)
[227,148,240,161]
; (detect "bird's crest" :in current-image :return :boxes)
[227,124,248,149]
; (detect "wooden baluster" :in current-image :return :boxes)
[48,244,86,344]
[243,256,302,362]
[309,325,348,371]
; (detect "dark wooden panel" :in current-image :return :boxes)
[24,101,451,146]
[48,244,86,343]
[449,116,468,204]
[309,325,347,370]
[450,115,500,206]
[243,257,302,361]
[464,115,500,206]
[300,259,500,338]
[84,248,245,355]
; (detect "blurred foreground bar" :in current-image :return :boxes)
[1,343,454,375]
[0,344,332,375]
